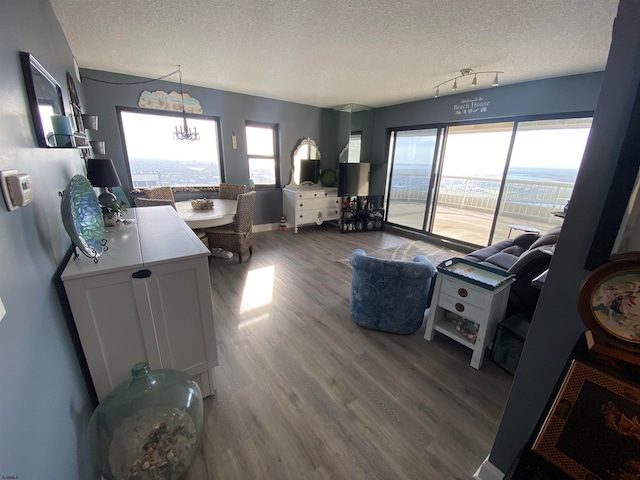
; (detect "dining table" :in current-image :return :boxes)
[175,199,237,229]
[175,199,237,258]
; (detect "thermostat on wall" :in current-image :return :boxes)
[1,169,33,211]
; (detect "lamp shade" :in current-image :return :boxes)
[87,158,121,188]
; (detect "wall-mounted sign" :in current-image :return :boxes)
[138,90,203,114]
[453,96,490,116]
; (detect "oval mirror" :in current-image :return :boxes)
[291,138,321,185]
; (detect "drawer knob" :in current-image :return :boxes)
[454,302,465,312]
[458,288,468,297]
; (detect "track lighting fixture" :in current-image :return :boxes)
[433,68,503,98]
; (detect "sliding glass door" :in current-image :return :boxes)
[386,129,439,230]
[493,118,592,239]
[431,122,514,245]
[385,115,592,247]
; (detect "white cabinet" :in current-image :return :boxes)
[283,185,340,233]
[61,206,218,401]
[424,259,515,370]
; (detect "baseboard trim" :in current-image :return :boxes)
[253,223,279,233]
[473,456,505,480]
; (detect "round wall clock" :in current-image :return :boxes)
[577,253,640,354]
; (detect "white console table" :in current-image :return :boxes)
[61,206,219,400]
[424,259,515,369]
[282,184,340,233]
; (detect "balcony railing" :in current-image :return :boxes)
[389,173,573,223]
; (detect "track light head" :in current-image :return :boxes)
[492,73,500,86]
[471,74,477,87]
[452,79,457,91]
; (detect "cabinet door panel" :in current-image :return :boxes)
[145,258,218,377]
[64,270,159,400]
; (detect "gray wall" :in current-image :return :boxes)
[80,70,340,225]
[490,0,640,473]
[0,0,97,478]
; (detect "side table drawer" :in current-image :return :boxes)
[438,293,485,323]
[440,277,490,308]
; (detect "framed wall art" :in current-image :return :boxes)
[577,253,640,357]
[533,359,640,480]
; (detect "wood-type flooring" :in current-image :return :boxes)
[183,225,513,480]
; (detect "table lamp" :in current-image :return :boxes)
[86,158,121,206]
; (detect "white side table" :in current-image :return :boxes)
[424,259,515,369]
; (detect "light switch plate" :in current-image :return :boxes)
[1,169,19,211]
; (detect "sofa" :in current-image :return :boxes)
[349,249,437,334]
[463,226,562,318]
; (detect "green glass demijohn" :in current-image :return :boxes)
[87,362,204,480]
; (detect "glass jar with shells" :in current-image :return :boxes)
[87,362,203,480]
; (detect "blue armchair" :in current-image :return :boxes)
[349,249,437,334]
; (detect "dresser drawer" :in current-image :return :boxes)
[298,196,340,211]
[438,293,485,322]
[296,190,336,199]
[440,277,491,309]
[297,208,340,225]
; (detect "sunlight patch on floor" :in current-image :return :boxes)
[238,313,270,329]
[240,265,274,314]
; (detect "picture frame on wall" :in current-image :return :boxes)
[532,360,640,480]
[577,252,640,358]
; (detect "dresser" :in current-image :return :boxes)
[282,184,340,233]
[61,206,218,401]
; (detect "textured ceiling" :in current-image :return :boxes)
[49,0,620,108]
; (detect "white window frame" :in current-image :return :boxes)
[245,121,280,188]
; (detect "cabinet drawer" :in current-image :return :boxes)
[298,197,340,211]
[438,293,485,323]
[440,277,491,308]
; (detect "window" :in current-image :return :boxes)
[246,122,279,187]
[118,107,223,188]
[386,115,592,247]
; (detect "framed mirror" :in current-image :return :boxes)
[291,138,321,185]
[20,51,68,148]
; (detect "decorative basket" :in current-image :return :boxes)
[190,198,213,210]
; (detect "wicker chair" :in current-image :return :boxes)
[205,191,256,263]
[219,183,246,200]
[144,186,176,209]
[134,198,174,208]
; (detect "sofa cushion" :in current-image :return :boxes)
[481,251,521,271]
[464,239,514,263]
[512,233,540,249]
[529,226,562,250]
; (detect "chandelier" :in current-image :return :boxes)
[434,68,503,98]
[174,66,200,141]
